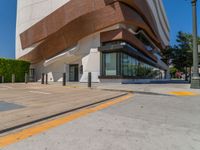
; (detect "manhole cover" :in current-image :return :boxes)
[0,101,24,112]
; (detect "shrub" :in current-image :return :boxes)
[0,58,30,83]
[170,67,178,78]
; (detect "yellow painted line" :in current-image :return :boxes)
[168,91,198,96]
[0,93,133,148]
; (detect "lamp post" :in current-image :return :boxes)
[191,0,200,88]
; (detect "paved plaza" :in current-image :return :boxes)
[0,83,126,133]
[0,82,200,150]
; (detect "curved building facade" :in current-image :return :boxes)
[16,0,170,83]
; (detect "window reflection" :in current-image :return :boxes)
[102,52,162,79]
[105,53,117,76]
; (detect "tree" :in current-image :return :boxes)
[169,67,178,78]
[163,31,200,81]
[162,46,173,66]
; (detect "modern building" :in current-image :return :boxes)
[16,0,170,83]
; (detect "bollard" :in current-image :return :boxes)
[41,73,45,84]
[88,72,92,88]
[2,76,4,83]
[12,74,15,83]
[45,74,48,84]
[25,73,28,84]
[63,73,66,86]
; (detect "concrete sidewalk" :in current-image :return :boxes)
[0,83,126,134]
[95,83,200,95]
[2,91,200,150]
[44,81,200,96]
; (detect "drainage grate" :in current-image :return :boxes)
[0,101,24,112]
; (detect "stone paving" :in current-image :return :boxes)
[2,89,200,150]
[0,83,126,133]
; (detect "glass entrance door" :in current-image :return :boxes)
[69,64,79,82]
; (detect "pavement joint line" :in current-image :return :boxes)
[0,86,13,89]
[0,93,128,135]
[168,91,198,96]
[98,88,173,96]
[0,93,133,148]
[29,91,51,95]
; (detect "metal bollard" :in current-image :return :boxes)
[88,72,92,88]
[45,74,48,84]
[41,73,45,84]
[12,74,15,83]
[63,73,66,86]
[25,73,28,84]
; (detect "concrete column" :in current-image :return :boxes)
[191,0,200,88]
[25,73,28,84]
[1,76,4,83]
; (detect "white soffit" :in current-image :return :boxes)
[43,46,77,67]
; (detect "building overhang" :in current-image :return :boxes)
[19,0,167,64]
[100,28,157,62]
[98,42,168,71]
[98,43,158,68]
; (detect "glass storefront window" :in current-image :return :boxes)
[122,53,128,76]
[121,53,138,77]
[105,53,117,76]
[100,42,163,79]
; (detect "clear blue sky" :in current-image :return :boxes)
[0,0,16,58]
[163,0,200,45]
[0,0,199,58]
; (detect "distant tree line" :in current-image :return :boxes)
[162,31,200,81]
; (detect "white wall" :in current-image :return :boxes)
[32,30,101,82]
[16,0,71,59]
[31,24,121,82]
[80,48,101,83]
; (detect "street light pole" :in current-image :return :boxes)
[191,0,200,88]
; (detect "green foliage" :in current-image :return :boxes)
[0,58,30,83]
[169,67,178,78]
[163,31,200,72]
[161,31,200,80]
[173,31,200,68]
[162,46,173,65]
[137,65,161,79]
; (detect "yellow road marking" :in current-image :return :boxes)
[0,93,133,148]
[168,91,198,96]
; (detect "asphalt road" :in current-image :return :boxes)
[2,92,200,150]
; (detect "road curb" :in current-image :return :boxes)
[97,88,173,96]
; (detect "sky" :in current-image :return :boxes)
[163,0,200,45]
[0,0,199,58]
[0,0,16,59]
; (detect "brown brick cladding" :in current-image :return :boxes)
[104,0,164,48]
[19,0,164,63]
[100,28,157,62]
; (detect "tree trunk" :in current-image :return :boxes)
[189,67,192,83]
[185,67,188,81]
